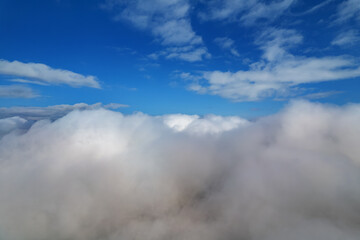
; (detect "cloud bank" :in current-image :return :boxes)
[1,101,360,240]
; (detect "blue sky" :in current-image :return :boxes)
[1,0,360,118]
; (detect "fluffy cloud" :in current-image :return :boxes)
[103,0,209,61]
[0,59,100,88]
[183,28,360,101]
[0,85,38,98]
[0,101,360,240]
[0,103,128,120]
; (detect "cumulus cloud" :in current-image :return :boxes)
[199,0,295,25]
[0,103,128,120]
[0,59,100,88]
[103,0,209,62]
[0,85,39,98]
[0,101,360,240]
[182,28,360,101]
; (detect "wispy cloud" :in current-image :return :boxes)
[332,30,360,46]
[300,91,343,100]
[181,28,360,101]
[0,102,128,120]
[199,0,295,26]
[149,46,211,62]
[289,0,334,16]
[0,85,39,98]
[0,59,100,88]
[336,0,360,23]
[214,37,240,56]
[103,0,209,61]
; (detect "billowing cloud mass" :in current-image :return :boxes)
[0,59,100,88]
[1,101,360,240]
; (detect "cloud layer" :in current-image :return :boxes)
[1,101,360,240]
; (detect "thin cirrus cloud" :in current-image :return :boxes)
[1,101,360,239]
[182,28,360,101]
[214,37,240,56]
[332,30,360,46]
[102,0,210,62]
[335,0,360,23]
[0,85,38,98]
[0,59,101,88]
[198,0,296,25]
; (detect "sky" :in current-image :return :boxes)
[1,1,360,239]
[1,0,360,117]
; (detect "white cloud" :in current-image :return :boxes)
[255,28,303,62]
[336,0,360,23]
[199,0,296,26]
[183,29,360,101]
[0,85,39,98]
[103,0,209,62]
[9,78,50,86]
[1,101,360,239]
[332,30,360,46]
[214,37,240,56]
[162,113,249,134]
[0,102,128,120]
[0,59,100,88]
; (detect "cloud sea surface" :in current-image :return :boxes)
[0,101,360,240]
